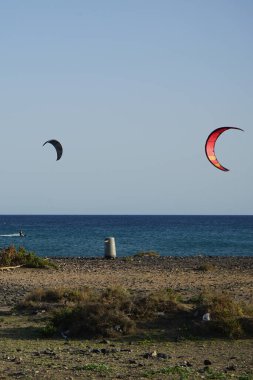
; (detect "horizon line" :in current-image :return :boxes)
[0,213,252,217]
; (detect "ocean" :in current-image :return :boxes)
[0,215,252,258]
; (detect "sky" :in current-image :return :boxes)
[0,0,253,215]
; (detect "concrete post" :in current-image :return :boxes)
[104,237,116,259]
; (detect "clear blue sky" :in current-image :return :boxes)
[0,0,252,214]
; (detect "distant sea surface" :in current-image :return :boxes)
[0,215,252,258]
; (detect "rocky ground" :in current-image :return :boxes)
[1,256,253,305]
[0,256,252,379]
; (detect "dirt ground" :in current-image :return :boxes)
[1,256,253,305]
[0,256,252,379]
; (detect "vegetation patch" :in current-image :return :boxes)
[143,366,193,379]
[0,245,57,268]
[196,263,216,272]
[51,302,135,338]
[17,286,253,340]
[134,251,160,258]
[132,288,182,320]
[17,286,96,312]
[24,286,93,303]
[34,286,183,338]
[74,363,110,373]
[188,292,253,339]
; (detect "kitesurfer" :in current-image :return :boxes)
[19,230,25,237]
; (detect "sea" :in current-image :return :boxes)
[0,215,252,258]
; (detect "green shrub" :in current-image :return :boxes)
[133,288,181,319]
[51,302,136,338]
[101,286,133,313]
[190,292,247,338]
[0,246,57,269]
[40,324,57,337]
[19,285,253,340]
[46,286,184,338]
[196,291,244,319]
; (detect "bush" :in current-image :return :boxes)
[133,288,182,319]
[100,286,133,314]
[240,317,253,337]
[195,291,244,319]
[45,286,184,338]
[20,286,253,340]
[18,286,96,311]
[49,286,136,338]
[190,292,247,338]
[134,251,160,258]
[0,246,57,269]
[196,263,216,271]
[52,303,136,338]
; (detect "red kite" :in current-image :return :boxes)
[205,127,243,171]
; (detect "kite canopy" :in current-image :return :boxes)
[43,139,63,161]
[205,127,243,171]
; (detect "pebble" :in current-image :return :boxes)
[120,348,132,353]
[157,353,170,359]
[143,350,157,359]
[101,348,111,355]
[226,364,236,371]
[42,349,56,356]
[15,357,23,364]
[91,348,101,354]
[111,348,120,353]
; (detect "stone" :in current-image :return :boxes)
[226,364,236,371]
[143,350,157,359]
[157,353,170,359]
[92,348,101,354]
[101,348,110,354]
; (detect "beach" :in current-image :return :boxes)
[1,256,252,306]
[0,256,252,379]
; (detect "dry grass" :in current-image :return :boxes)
[196,263,216,271]
[134,251,160,258]
[17,286,96,310]
[189,291,253,338]
[17,286,253,340]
